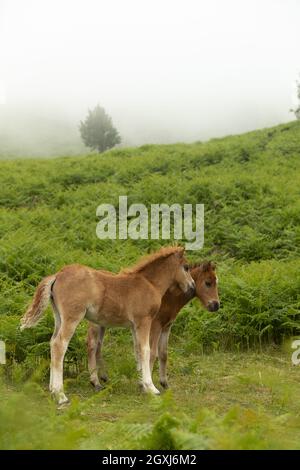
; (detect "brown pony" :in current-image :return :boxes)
[87,261,219,390]
[20,246,195,404]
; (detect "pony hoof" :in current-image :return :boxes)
[160,380,169,389]
[52,392,69,406]
[90,381,103,392]
[143,384,161,395]
[100,374,108,383]
[57,400,70,410]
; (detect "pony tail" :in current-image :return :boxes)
[20,275,56,330]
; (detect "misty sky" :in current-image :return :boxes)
[1,0,300,148]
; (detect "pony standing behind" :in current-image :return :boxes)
[88,261,219,390]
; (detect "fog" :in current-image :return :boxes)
[1,0,300,156]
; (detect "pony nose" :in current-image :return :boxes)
[189,279,196,292]
[208,300,220,312]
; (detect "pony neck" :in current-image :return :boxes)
[139,257,175,297]
[168,267,199,307]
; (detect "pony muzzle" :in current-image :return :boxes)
[207,300,220,312]
[187,280,196,295]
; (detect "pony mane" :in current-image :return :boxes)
[121,246,184,274]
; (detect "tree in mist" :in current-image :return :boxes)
[291,77,300,120]
[79,105,121,153]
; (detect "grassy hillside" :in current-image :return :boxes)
[1,120,300,449]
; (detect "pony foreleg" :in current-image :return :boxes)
[131,326,141,373]
[158,325,171,388]
[97,326,108,382]
[134,319,160,395]
[149,320,162,374]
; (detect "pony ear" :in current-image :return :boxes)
[209,261,216,271]
[201,260,216,272]
[201,262,210,272]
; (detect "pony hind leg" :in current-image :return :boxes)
[50,310,85,405]
[49,298,62,393]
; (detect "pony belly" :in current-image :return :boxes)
[85,304,131,328]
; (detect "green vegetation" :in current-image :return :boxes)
[1,351,300,449]
[0,120,300,449]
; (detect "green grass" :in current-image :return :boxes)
[1,345,300,449]
[1,120,300,449]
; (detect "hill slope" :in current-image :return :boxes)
[1,120,300,348]
[1,120,300,449]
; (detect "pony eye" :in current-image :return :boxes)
[183,264,189,272]
[205,281,212,288]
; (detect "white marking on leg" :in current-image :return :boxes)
[50,337,70,404]
[141,344,160,395]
